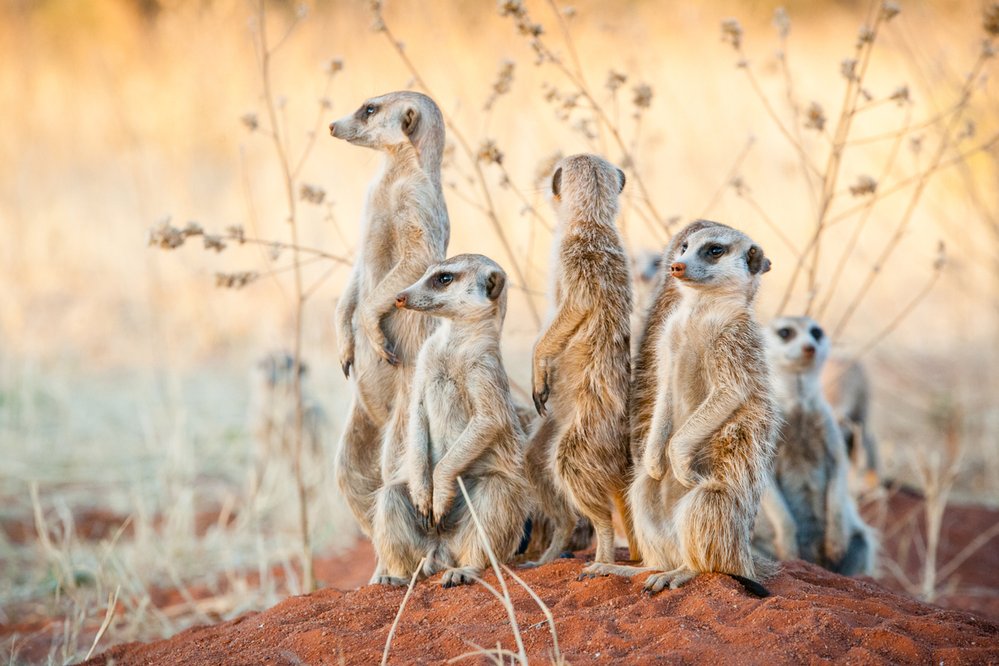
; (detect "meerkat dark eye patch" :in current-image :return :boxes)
[355,103,379,122]
[616,168,626,193]
[680,241,688,253]
[777,327,795,341]
[698,243,728,262]
[810,326,824,341]
[551,167,562,197]
[433,272,454,287]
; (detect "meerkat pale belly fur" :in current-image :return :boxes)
[526,153,638,567]
[585,221,778,595]
[329,91,450,536]
[758,316,876,575]
[371,255,531,586]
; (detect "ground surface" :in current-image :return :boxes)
[84,552,998,665]
[5,491,998,664]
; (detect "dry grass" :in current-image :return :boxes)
[2,0,998,662]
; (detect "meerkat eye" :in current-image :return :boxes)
[777,327,795,341]
[810,326,824,341]
[436,272,453,286]
[708,244,725,257]
[680,241,688,253]
[365,104,377,115]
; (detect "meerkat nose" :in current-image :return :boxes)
[395,293,408,308]
[329,122,338,137]
[670,262,686,278]
[802,344,816,356]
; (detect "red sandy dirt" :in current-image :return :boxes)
[84,553,998,665]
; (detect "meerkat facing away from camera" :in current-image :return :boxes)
[583,222,777,594]
[371,255,532,586]
[759,316,876,575]
[525,153,637,567]
[329,91,450,535]
[823,357,880,493]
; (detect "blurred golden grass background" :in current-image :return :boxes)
[1,0,998,661]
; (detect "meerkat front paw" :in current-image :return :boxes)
[411,483,434,531]
[531,360,551,416]
[338,339,355,378]
[642,444,665,481]
[431,480,455,526]
[667,440,700,488]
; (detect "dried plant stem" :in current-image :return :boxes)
[834,49,990,337]
[375,13,541,327]
[849,254,943,360]
[381,557,426,666]
[700,136,756,218]
[457,476,527,664]
[825,134,999,228]
[84,586,121,661]
[816,106,912,320]
[805,14,883,313]
[255,0,312,593]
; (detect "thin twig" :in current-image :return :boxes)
[381,557,426,666]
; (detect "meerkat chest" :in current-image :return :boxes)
[661,311,716,419]
[422,350,473,459]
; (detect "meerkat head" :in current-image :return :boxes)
[257,351,307,389]
[766,316,831,374]
[329,91,445,168]
[667,222,771,298]
[394,254,508,324]
[633,249,663,286]
[549,153,626,223]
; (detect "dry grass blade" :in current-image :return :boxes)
[84,585,121,661]
[456,476,527,665]
[502,564,563,664]
[381,556,426,666]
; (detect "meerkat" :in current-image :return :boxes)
[525,153,637,567]
[371,254,531,586]
[583,221,777,595]
[329,91,450,535]
[249,351,327,464]
[630,249,663,353]
[823,357,880,492]
[758,316,876,576]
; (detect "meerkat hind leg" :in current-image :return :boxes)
[440,566,480,588]
[371,482,429,584]
[643,567,697,594]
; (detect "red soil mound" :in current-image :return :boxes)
[85,554,999,665]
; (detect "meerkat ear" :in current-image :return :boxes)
[551,167,562,197]
[746,245,772,274]
[616,168,626,193]
[402,107,419,136]
[484,270,506,301]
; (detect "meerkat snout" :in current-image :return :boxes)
[670,262,686,278]
[394,293,407,308]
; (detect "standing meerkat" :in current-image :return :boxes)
[329,91,450,535]
[371,254,531,586]
[526,153,637,567]
[823,357,880,492]
[758,316,876,575]
[585,221,777,594]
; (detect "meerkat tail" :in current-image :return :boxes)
[613,489,641,562]
[727,574,771,598]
